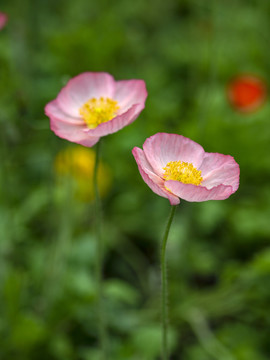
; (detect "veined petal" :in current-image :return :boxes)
[45,100,85,125]
[50,116,100,147]
[132,147,180,205]
[57,72,115,117]
[165,181,234,202]
[200,153,240,191]
[143,133,205,177]
[83,103,145,137]
[114,80,148,114]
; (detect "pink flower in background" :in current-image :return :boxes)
[132,133,239,205]
[0,12,7,30]
[45,72,147,147]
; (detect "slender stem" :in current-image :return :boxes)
[93,139,107,359]
[161,205,177,360]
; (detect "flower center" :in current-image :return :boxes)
[163,161,203,186]
[79,97,120,129]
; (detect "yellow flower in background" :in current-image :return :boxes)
[54,146,112,201]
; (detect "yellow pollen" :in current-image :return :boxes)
[163,161,203,186]
[79,97,120,129]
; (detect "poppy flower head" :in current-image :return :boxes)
[45,72,147,147]
[132,133,240,205]
[227,74,266,113]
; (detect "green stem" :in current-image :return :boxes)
[93,139,107,359]
[161,205,177,360]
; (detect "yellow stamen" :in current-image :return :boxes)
[79,97,119,129]
[163,161,203,186]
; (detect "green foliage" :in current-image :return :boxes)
[1,0,270,358]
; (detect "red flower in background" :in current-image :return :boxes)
[227,75,266,113]
[0,12,7,30]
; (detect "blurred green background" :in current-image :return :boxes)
[1,0,270,359]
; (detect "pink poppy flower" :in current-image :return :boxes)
[132,133,240,205]
[45,72,147,147]
[0,12,7,30]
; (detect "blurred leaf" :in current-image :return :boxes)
[131,324,177,359]
[105,279,140,305]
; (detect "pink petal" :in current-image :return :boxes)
[45,100,85,125]
[114,80,148,114]
[200,153,240,192]
[83,103,145,137]
[164,181,234,202]
[132,147,180,205]
[50,115,100,147]
[57,72,115,117]
[0,12,7,30]
[143,133,205,177]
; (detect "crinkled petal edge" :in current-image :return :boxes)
[132,147,180,205]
